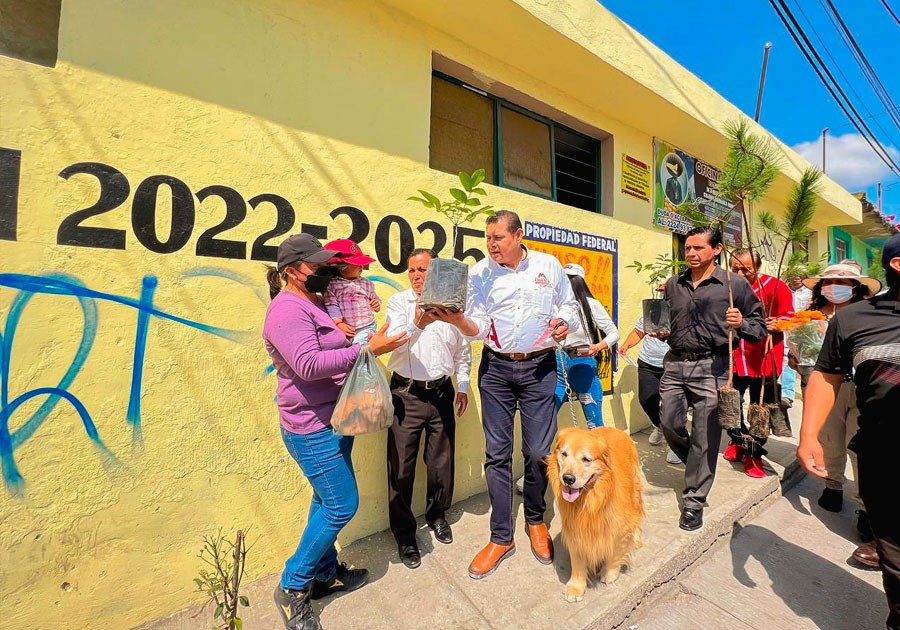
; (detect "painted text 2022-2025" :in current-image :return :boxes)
[0,147,487,273]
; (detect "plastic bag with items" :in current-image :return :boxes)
[331,345,394,436]
[418,258,469,312]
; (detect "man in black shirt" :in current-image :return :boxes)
[657,227,767,531]
[799,233,900,630]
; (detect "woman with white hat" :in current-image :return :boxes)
[795,263,881,541]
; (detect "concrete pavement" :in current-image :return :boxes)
[628,474,886,630]
[139,414,806,630]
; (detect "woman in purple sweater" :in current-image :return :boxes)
[264,234,408,630]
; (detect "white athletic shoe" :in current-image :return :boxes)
[666,448,684,466]
[649,428,664,446]
[515,475,525,494]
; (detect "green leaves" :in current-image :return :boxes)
[450,188,468,203]
[214,603,224,619]
[239,596,250,607]
[717,119,781,204]
[757,210,778,233]
[784,168,822,243]
[409,169,494,227]
[628,255,685,295]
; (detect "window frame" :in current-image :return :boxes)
[431,70,602,214]
[833,236,849,262]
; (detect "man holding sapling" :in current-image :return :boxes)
[651,226,766,531]
[449,210,579,578]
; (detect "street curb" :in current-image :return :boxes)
[604,458,806,630]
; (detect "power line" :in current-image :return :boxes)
[774,0,900,172]
[879,0,900,27]
[794,1,900,148]
[768,0,900,175]
[820,0,900,130]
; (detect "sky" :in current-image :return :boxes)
[600,0,900,224]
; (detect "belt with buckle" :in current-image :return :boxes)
[486,347,555,361]
[391,373,449,390]
[670,349,725,362]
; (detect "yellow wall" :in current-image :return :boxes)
[0,1,859,628]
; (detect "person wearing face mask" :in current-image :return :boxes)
[797,264,881,541]
[264,234,409,630]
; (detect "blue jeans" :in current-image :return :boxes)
[280,426,358,591]
[781,364,797,401]
[352,321,377,345]
[555,354,604,428]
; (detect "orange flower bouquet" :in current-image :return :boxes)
[779,310,829,365]
[773,310,827,332]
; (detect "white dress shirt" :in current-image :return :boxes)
[466,247,580,354]
[386,289,472,393]
[565,297,619,348]
[792,286,812,311]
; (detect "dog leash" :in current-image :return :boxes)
[556,347,580,427]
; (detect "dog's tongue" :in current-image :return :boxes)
[562,486,581,502]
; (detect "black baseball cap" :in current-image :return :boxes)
[883,233,900,270]
[276,234,338,271]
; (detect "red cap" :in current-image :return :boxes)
[324,239,376,266]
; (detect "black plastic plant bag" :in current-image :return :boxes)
[419,258,469,311]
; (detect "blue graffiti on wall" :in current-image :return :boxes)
[0,270,257,496]
[0,268,403,496]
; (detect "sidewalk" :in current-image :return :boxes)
[139,408,804,630]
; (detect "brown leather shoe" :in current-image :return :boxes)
[527,523,554,564]
[852,542,880,569]
[468,542,515,579]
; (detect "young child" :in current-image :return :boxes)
[323,239,381,344]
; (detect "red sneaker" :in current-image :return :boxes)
[723,442,743,462]
[743,455,766,478]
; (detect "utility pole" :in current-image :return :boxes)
[822,128,829,173]
[754,42,773,122]
[878,182,883,213]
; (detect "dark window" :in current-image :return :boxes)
[0,0,62,68]
[554,126,599,213]
[429,73,602,213]
[429,77,495,184]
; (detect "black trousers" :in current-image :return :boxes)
[387,376,456,548]
[637,359,664,428]
[856,433,900,629]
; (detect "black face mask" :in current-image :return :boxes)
[303,266,338,294]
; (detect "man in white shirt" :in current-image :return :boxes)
[446,210,579,579]
[782,272,813,406]
[385,249,472,570]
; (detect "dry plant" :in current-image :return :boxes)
[194,529,251,630]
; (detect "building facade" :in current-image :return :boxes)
[0,1,862,627]
[828,193,898,277]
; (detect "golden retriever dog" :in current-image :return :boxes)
[547,426,644,602]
